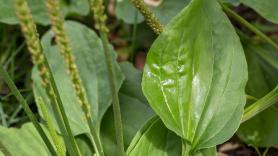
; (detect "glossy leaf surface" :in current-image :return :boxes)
[142,0,247,150]
[0,0,89,25]
[237,40,278,148]
[240,0,278,24]
[33,21,124,135]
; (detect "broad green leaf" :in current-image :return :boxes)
[116,0,190,25]
[127,117,182,156]
[101,62,154,156]
[0,123,53,156]
[142,0,247,151]
[0,0,89,25]
[126,117,216,156]
[240,0,278,24]
[32,21,124,135]
[237,40,278,148]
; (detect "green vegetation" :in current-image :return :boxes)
[0,0,277,155]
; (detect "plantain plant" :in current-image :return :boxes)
[0,0,277,155]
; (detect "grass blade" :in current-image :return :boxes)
[0,65,57,156]
[222,4,278,52]
[242,86,278,123]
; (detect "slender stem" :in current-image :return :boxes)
[89,0,125,154]
[87,121,105,156]
[45,0,104,155]
[0,101,7,127]
[43,54,82,156]
[4,42,25,66]
[253,146,262,156]
[222,5,278,52]
[130,11,139,62]
[130,0,163,34]
[100,32,126,156]
[0,65,57,156]
[8,105,22,125]
[263,148,269,156]
[12,0,79,154]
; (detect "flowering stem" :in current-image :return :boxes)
[100,32,126,156]
[130,0,163,34]
[12,0,80,155]
[45,0,104,155]
[89,0,125,155]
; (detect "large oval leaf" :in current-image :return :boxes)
[142,0,247,151]
[32,21,124,135]
[240,0,278,24]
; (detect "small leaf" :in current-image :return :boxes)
[240,0,278,24]
[32,21,124,135]
[142,0,247,151]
